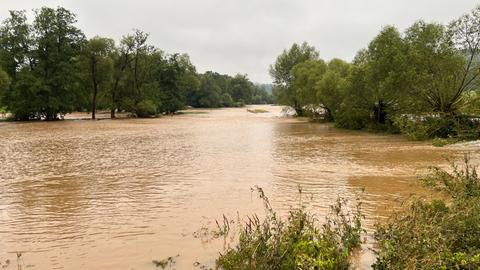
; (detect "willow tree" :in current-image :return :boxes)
[269,42,319,115]
[405,21,467,118]
[291,59,327,109]
[448,6,480,115]
[344,26,409,127]
[315,59,351,121]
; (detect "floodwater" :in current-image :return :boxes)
[0,105,478,269]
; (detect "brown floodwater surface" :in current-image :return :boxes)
[0,105,478,269]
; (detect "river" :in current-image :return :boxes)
[0,105,478,269]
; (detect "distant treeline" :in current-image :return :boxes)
[271,6,480,140]
[0,7,273,120]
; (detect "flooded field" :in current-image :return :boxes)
[0,105,478,269]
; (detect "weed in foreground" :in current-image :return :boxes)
[373,157,480,270]
[212,186,364,270]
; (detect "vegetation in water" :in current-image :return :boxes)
[247,108,269,114]
[270,6,480,141]
[152,255,179,269]
[214,187,364,270]
[373,158,480,269]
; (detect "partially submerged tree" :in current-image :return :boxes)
[270,42,319,115]
[292,60,327,109]
[316,59,351,121]
[0,7,85,120]
[82,37,114,119]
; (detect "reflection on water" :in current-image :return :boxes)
[0,105,478,269]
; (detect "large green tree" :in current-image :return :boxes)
[157,53,196,114]
[405,21,465,116]
[82,36,114,119]
[32,7,86,120]
[344,26,410,127]
[291,60,327,108]
[315,59,351,121]
[0,7,85,120]
[270,42,319,115]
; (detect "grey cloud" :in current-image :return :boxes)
[0,0,478,83]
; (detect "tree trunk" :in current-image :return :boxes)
[373,100,387,124]
[92,87,97,120]
[91,58,98,120]
[294,100,304,117]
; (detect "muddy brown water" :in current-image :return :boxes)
[0,105,478,269]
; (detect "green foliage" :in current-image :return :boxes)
[252,85,274,104]
[374,159,480,270]
[0,6,270,120]
[346,26,409,127]
[316,59,351,121]
[0,7,86,120]
[270,5,480,141]
[394,115,480,141]
[0,68,10,98]
[270,42,320,115]
[186,71,269,109]
[462,91,480,116]
[393,115,451,140]
[81,36,115,118]
[216,187,363,270]
[292,60,327,106]
[405,21,466,116]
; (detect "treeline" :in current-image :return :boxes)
[271,6,480,140]
[0,7,272,120]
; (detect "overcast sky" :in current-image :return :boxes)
[1,1,478,83]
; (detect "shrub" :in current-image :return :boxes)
[134,100,158,117]
[373,158,480,270]
[393,115,480,141]
[215,187,364,270]
[334,108,369,130]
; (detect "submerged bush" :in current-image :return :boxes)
[393,115,480,141]
[215,187,364,270]
[373,158,480,270]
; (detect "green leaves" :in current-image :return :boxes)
[216,190,363,270]
[270,42,320,115]
[374,161,480,270]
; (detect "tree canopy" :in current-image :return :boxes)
[0,7,273,120]
[272,6,480,140]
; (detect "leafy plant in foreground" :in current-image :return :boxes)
[215,187,364,270]
[374,158,480,270]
